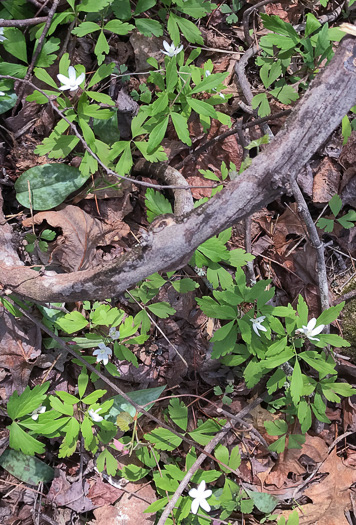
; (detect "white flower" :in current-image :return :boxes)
[57,66,85,92]
[0,91,5,96]
[161,40,183,57]
[31,406,46,421]
[296,318,325,342]
[205,69,211,77]
[93,342,112,365]
[109,327,120,340]
[0,28,7,43]
[218,92,225,99]
[88,408,103,422]
[250,315,267,337]
[189,480,212,515]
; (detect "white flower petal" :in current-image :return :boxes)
[191,498,200,514]
[57,74,69,84]
[311,324,324,336]
[202,489,212,498]
[189,488,198,498]
[198,480,206,492]
[307,318,317,330]
[163,40,170,52]
[199,498,211,513]
[76,72,85,85]
[68,66,76,81]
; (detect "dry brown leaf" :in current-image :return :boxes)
[0,305,41,395]
[87,478,123,507]
[312,158,341,204]
[263,435,328,490]
[22,205,129,272]
[297,448,356,524]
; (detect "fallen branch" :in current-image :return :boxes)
[2,36,356,303]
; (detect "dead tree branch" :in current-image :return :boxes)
[2,37,356,303]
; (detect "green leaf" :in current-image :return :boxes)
[35,37,60,68]
[120,464,149,481]
[251,92,270,117]
[71,21,100,37]
[55,311,88,334]
[9,422,45,455]
[0,92,17,114]
[86,91,115,105]
[317,217,335,233]
[290,359,303,405]
[260,61,282,88]
[297,295,308,325]
[244,489,278,513]
[135,18,163,37]
[0,62,27,78]
[7,383,49,420]
[134,0,155,14]
[55,391,79,405]
[166,56,178,92]
[260,14,299,40]
[171,278,199,293]
[49,396,74,416]
[147,115,169,154]
[317,333,350,348]
[168,398,188,431]
[34,67,59,89]
[176,16,203,44]
[95,31,109,64]
[337,210,356,229]
[104,20,134,35]
[288,433,306,449]
[144,427,182,451]
[15,164,89,211]
[171,112,191,146]
[96,448,118,476]
[0,449,54,485]
[88,63,115,88]
[81,416,95,451]
[188,419,223,445]
[264,419,288,436]
[328,194,342,216]
[115,141,133,175]
[270,84,298,105]
[187,97,217,118]
[145,188,173,223]
[191,72,228,94]
[3,27,27,63]
[112,0,132,20]
[82,390,106,405]
[147,302,176,318]
[167,13,180,45]
[316,302,344,326]
[106,386,166,420]
[268,435,286,453]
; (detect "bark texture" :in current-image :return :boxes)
[2,37,356,303]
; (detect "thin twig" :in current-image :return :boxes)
[156,421,234,525]
[175,109,291,171]
[156,396,266,525]
[26,0,50,14]
[242,0,279,46]
[14,0,62,114]
[125,289,188,367]
[0,75,215,192]
[289,175,330,313]
[0,18,47,27]
[235,46,274,139]
[4,296,245,475]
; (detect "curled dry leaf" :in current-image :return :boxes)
[22,204,130,272]
[312,158,341,204]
